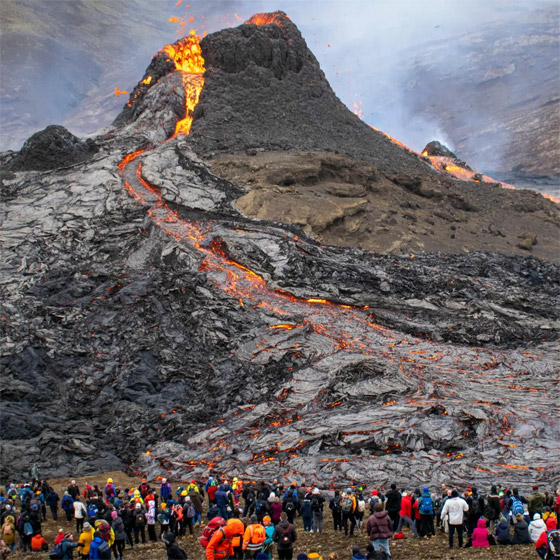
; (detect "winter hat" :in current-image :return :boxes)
[250,514,258,523]
[297,554,309,560]
[135,503,142,509]
[162,532,175,545]
[312,488,320,494]
[423,487,429,493]
[532,485,539,490]
[111,511,118,519]
[352,546,361,554]
[371,490,378,496]
[499,516,506,523]
[346,487,352,493]
[534,513,541,520]
[83,522,91,530]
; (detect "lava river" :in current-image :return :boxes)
[116,20,559,486]
[118,143,559,487]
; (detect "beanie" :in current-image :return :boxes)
[297,554,308,560]
[111,511,118,518]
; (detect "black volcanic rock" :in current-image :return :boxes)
[113,51,176,128]
[189,12,430,177]
[8,125,98,171]
[422,140,458,159]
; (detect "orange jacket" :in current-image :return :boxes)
[31,534,47,551]
[242,523,266,550]
[206,519,244,560]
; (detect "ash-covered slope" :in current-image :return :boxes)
[189,12,427,177]
[1,13,559,487]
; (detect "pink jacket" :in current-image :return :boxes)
[472,518,490,547]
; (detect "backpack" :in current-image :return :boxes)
[357,499,366,513]
[23,521,34,536]
[311,496,322,512]
[2,523,13,536]
[483,504,496,520]
[342,496,354,513]
[419,497,434,515]
[285,500,295,513]
[547,530,560,559]
[200,517,226,548]
[511,498,524,516]
[184,503,195,519]
[246,492,255,504]
[135,512,145,527]
[49,543,64,560]
[279,525,292,546]
[97,540,111,559]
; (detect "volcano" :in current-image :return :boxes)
[1,12,559,488]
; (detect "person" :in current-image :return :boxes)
[529,513,548,543]
[0,515,16,555]
[61,532,79,559]
[206,517,245,560]
[329,491,343,533]
[88,531,105,559]
[261,516,274,559]
[440,489,468,549]
[162,532,187,559]
[341,489,357,537]
[215,486,230,521]
[68,481,80,501]
[307,547,323,560]
[74,497,87,533]
[529,486,547,520]
[512,513,532,544]
[311,488,325,534]
[189,488,204,527]
[396,492,417,537]
[300,493,313,532]
[242,514,266,558]
[535,528,560,559]
[161,479,172,502]
[366,502,392,559]
[77,522,94,559]
[354,491,366,533]
[485,486,501,531]
[269,498,282,526]
[31,532,48,551]
[146,500,158,541]
[242,487,257,518]
[272,512,297,560]
[495,516,511,545]
[282,487,298,525]
[133,503,146,544]
[61,492,75,523]
[46,488,60,521]
[417,488,435,538]
[543,509,558,531]
[111,511,125,559]
[351,545,366,559]
[471,518,490,548]
[384,485,401,533]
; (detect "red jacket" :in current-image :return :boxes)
[535,529,548,553]
[399,495,413,518]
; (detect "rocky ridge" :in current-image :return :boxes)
[1,13,559,488]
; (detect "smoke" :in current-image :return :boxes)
[1,0,558,174]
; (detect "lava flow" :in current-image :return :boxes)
[161,32,205,136]
[116,17,558,485]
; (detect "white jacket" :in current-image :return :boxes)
[440,497,469,525]
[528,514,547,542]
[73,500,87,519]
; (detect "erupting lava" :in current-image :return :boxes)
[160,32,205,136]
[245,12,287,26]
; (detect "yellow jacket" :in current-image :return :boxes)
[78,528,94,555]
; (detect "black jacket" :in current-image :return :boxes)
[385,490,401,513]
[272,521,297,549]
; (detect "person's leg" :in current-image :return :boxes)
[448,524,456,548]
[457,524,464,548]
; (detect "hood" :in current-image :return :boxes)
[374,510,388,519]
[93,537,103,544]
[477,518,487,529]
[533,513,541,520]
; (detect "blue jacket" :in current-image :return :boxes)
[89,536,103,559]
[61,539,79,559]
[215,487,229,507]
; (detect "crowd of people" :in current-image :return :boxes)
[0,474,559,559]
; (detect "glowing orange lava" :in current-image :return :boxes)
[245,12,286,26]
